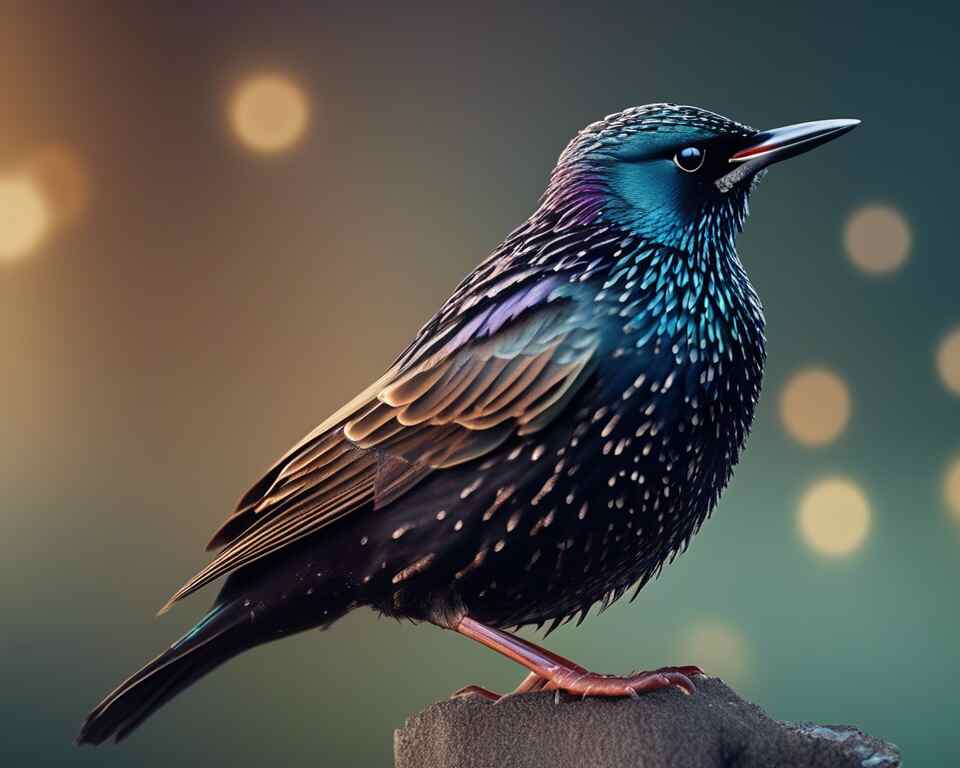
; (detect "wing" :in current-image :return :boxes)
[160,279,600,611]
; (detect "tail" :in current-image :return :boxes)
[79,530,360,745]
[77,600,258,745]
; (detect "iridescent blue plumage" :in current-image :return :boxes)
[79,104,859,744]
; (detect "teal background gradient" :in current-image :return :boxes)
[2,2,958,766]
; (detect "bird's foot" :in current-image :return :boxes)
[451,665,704,703]
[450,615,705,701]
[514,665,702,698]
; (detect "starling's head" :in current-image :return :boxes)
[544,104,859,253]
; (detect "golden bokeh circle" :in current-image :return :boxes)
[23,144,92,227]
[229,74,309,153]
[0,175,51,262]
[798,477,871,557]
[780,368,851,446]
[937,328,960,396]
[945,457,960,523]
[844,204,911,274]
[678,620,749,686]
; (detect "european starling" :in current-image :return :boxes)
[78,104,858,743]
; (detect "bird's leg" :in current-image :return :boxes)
[452,615,701,698]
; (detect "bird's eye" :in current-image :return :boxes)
[673,147,705,173]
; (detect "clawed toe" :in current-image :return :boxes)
[659,664,706,678]
[658,671,695,696]
[451,684,500,702]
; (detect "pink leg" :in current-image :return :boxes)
[452,615,702,698]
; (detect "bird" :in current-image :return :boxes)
[78,103,859,744]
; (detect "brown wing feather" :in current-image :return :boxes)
[161,304,598,612]
[204,375,391,553]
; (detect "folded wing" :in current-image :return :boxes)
[161,280,599,611]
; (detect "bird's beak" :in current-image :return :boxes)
[730,118,861,166]
[716,118,860,192]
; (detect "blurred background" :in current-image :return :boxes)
[1,2,957,766]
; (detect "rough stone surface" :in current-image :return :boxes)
[394,677,900,768]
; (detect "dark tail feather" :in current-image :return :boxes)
[77,601,255,745]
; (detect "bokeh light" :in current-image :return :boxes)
[945,457,960,523]
[229,73,310,153]
[780,368,851,446]
[844,204,911,274]
[678,620,749,686]
[0,175,51,262]
[937,328,960,396]
[798,477,871,557]
[23,144,92,227]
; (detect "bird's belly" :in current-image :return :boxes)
[463,412,730,626]
[360,361,748,629]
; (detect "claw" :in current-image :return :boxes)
[662,672,695,696]
[661,664,706,679]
